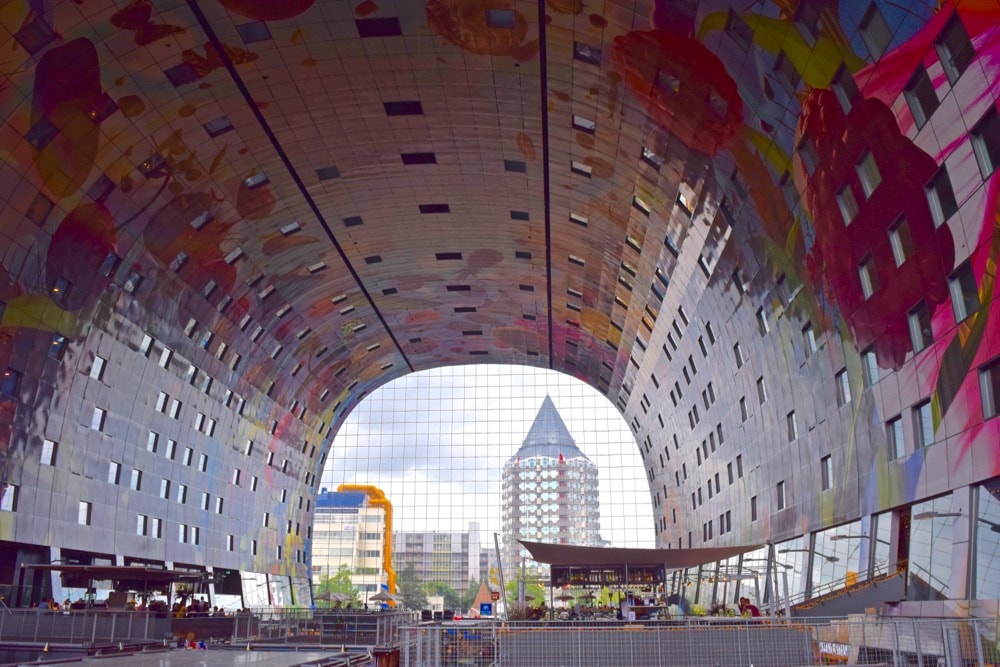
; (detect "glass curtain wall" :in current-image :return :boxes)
[908,494,954,601]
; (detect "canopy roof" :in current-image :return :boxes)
[23,564,210,588]
[518,540,762,569]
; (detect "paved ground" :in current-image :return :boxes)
[47,648,360,666]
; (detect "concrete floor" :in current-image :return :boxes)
[39,648,361,666]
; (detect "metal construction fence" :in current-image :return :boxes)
[0,608,171,644]
[399,616,1000,667]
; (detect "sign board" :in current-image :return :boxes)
[490,591,500,601]
[479,603,493,617]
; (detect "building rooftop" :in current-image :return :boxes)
[513,396,591,463]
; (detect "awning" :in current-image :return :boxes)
[517,540,763,569]
[23,564,211,588]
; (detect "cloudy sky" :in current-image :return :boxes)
[320,364,655,548]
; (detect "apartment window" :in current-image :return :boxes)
[155,392,168,413]
[40,439,57,466]
[978,357,1000,420]
[858,255,878,299]
[971,108,1000,179]
[0,369,19,397]
[798,136,819,176]
[168,399,182,419]
[756,376,767,404]
[926,167,958,226]
[836,185,859,225]
[199,453,208,472]
[78,501,91,526]
[889,217,914,267]
[91,407,106,431]
[905,65,939,128]
[787,411,798,441]
[913,399,934,448]
[108,461,121,485]
[193,413,205,432]
[750,495,758,522]
[734,343,745,368]
[151,517,161,539]
[139,333,153,357]
[860,2,892,59]
[201,492,210,511]
[232,468,241,485]
[949,262,979,322]
[178,525,188,544]
[137,514,148,536]
[251,540,257,556]
[90,356,107,380]
[216,497,225,514]
[802,323,817,356]
[183,447,193,466]
[935,13,974,85]
[262,512,270,528]
[159,478,170,499]
[227,535,234,551]
[862,347,880,387]
[836,368,851,406]
[856,150,881,198]
[176,483,187,503]
[737,455,743,477]
[908,301,933,352]
[130,469,142,491]
[821,455,833,490]
[776,481,787,510]
[165,439,176,460]
[756,307,769,335]
[740,397,748,422]
[158,347,172,369]
[831,64,860,112]
[887,414,905,460]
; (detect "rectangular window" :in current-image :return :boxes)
[151,517,161,539]
[91,407,106,431]
[908,300,933,352]
[858,254,878,299]
[227,534,234,551]
[199,453,208,472]
[787,411,798,442]
[108,461,121,485]
[980,357,1000,420]
[159,478,170,499]
[183,447,193,466]
[0,369,20,397]
[740,397,748,422]
[165,439,176,460]
[734,343,745,368]
[78,501,91,526]
[158,347,172,369]
[856,150,881,198]
[862,347,880,387]
[802,322,817,357]
[798,137,819,176]
[821,455,833,490]
[949,261,979,322]
[889,216,914,267]
[201,492,210,511]
[927,167,958,226]
[130,469,142,491]
[139,334,153,357]
[757,376,767,404]
[776,481,787,510]
[904,65,939,128]
[913,399,934,448]
[836,368,851,406]
[750,495,758,521]
[935,13,974,85]
[232,468,241,486]
[216,497,225,514]
[137,514,147,536]
[737,455,743,477]
[887,414,905,460]
[251,475,258,492]
[859,2,892,59]
[90,356,107,381]
[836,185,859,224]
[168,399,182,419]
[972,108,1000,180]
[832,64,860,113]
[155,391,168,413]
[756,307,769,335]
[40,439,57,466]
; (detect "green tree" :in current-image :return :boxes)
[395,562,428,611]
[315,565,359,608]
[423,581,460,611]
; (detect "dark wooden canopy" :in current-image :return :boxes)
[518,540,762,569]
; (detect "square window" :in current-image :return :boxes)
[949,261,979,322]
[836,368,852,406]
[971,108,1000,180]
[935,13,974,85]
[889,217,914,267]
[860,2,892,60]
[90,356,107,381]
[904,65,939,128]
[41,439,57,466]
[913,399,935,448]
[78,501,91,526]
[862,347,880,387]
[858,255,878,299]
[979,357,1000,420]
[836,185,859,224]
[887,414,905,459]
[821,455,833,490]
[856,150,881,198]
[908,301,933,352]
[926,167,958,226]
[91,407,106,431]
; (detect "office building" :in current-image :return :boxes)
[312,490,389,598]
[393,522,481,596]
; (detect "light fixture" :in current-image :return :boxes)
[778,548,839,563]
[913,511,963,521]
[829,534,867,541]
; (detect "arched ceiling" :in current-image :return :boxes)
[0,0,745,433]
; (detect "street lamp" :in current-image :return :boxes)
[829,534,867,541]
[912,510,963,521]
[778,548,839,563]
